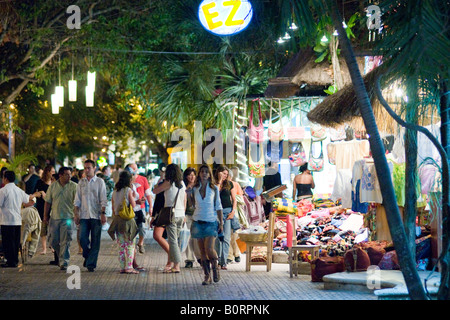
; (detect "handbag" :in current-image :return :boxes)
[152,187,180,227]
[310,123,327,141]
[268,100,284,141]
[118,188,135,221]
[289,142,307,167]
[286,99,305,142]
[248,99,264,144]
[308,140,325,172]
[329,125,346,142]
[248,143,265,178]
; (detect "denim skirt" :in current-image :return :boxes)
[191,220,218,239]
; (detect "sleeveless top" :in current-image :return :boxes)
[296,184,313,197]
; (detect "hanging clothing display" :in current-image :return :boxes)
[392,122,441,164]
[351,160,385,213]
[326,140,371,170]
[331,169,352,209]
[391,161,427,207]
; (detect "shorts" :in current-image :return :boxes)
[191,220,218,239]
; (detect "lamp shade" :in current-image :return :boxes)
[68,80,77,101]
[51,94,59,114]
[87,71,96,91]
[55,85,64,107]
[86,86,94,107]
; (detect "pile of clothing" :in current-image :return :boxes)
[269,206,370,261]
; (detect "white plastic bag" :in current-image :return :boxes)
[178,223,190,253]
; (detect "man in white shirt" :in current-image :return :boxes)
[0,171,39,268]
[74,160,107,272]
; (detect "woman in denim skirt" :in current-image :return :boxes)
[191,165,223,285]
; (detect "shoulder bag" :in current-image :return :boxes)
[308,140,325,172]
[248,99,264,144]
[152,186,180,227]
[268,100,284,141]
[289,142,307,167]
[286,99,305,142]
[248,143,265,178]
[310,123,327,141]
[118,188,135,220]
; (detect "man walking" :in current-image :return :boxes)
[74,160,107,272]
[0,170,39,268]
[43,167,77,270]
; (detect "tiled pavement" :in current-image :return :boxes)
[0,227,377,302]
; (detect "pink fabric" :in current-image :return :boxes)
[249,100,264,143]
[286,216,293,247]
[310,209,330,218]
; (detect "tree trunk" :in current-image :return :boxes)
[438,77,450,300]
[327,0,428,299]
[404,79,419,261]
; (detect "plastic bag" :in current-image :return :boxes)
[178,223,190,253]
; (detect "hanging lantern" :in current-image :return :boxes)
[87,71,96,91]
[68,80,77,101]
[86,86,94,107]
[55,85,64,107]
[51,94,59,114]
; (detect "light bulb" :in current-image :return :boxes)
[283,32,291,40]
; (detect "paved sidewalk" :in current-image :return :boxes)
[0,228,377,301]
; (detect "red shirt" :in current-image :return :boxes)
[135,175,150,209]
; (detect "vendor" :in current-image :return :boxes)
[292,163,315,201]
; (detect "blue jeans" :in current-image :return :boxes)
[80,219,102,269]
[215,208,232,267]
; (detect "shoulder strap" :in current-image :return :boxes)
[173,185,181,207]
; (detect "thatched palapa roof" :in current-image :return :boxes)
[264,48,365,99]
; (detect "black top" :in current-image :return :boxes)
[296,183,313,197]
[152,181,165,216]
[263,171,282,191]
[24,174,40,195]
[35,179,50,220]
[219,181,234,209]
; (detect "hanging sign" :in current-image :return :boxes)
[198,0,253,36]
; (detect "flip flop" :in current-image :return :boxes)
[171,268,181,273]
[134,266,146,272]
[124,269,139,274]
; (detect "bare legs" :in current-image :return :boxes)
[153,226,172,270]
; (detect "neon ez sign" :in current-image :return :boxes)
[198,0,253,36]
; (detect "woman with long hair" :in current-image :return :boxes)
[109,170,139,274]
[191,164,223,285]
[213,165,237,270]
[183,167,200,268]
[152,163,186,273]
[35,165,55,255]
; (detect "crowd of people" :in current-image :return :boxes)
[0,160,249,286]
